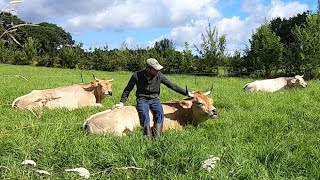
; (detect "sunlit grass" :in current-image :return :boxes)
[0,64,319,179]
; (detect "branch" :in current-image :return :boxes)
[0,24,40,45]
[8,33,21,46]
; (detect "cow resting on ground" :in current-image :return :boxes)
[12,77,113,110]
[243,75,307,93]
[83,90,218,136]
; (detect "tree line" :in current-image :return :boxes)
[1,10,320,79]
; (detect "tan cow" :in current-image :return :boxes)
[83,90,218,136]
[243,75,307,92]
[12,77,114,110]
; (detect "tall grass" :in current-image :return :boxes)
[0,64,319,179]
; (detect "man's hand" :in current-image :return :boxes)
[112,102,124,109]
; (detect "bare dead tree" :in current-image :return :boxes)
[0,0,39,46]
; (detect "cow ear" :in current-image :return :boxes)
[90,81,99,87]
[179,100,192,109]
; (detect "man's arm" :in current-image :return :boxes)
[120,74,136,104]
[160,73,187,96]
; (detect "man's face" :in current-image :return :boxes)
[147,67,158,77]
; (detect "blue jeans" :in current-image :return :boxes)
[136,99,164,128]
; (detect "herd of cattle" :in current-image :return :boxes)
[11,75,307,136]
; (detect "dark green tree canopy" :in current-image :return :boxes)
[19,22,74,53]
[270,11,309,45]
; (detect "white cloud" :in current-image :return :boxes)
[170,25,201,46]
[242,0,267,15]
[266,0,309,19]
[13,0,220,32]
[159,0,311,54]
[1,0,314,54]
[161,0,221,23]
[67,0,210,32]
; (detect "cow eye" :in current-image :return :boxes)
[197,102,202,106]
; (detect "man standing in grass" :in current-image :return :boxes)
[113,58,188,138]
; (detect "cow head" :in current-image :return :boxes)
[90,77,114,98]
[180,88,217,126]
[290,75,307,88]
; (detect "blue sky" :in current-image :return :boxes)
[1,0,317,54]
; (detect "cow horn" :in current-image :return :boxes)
[204,85,213,96]
[108,78,114,82]
[92,73,98,80]
[186,85,194,97]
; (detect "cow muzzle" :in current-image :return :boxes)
[209,108,218,117]
[105,91,113,96]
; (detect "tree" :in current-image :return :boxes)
[57,43,84,68]
[194,22,227,74]
[0,1,38,46]
[270,12,309,45]
[292,13,320,77]
[181,42,196,73]
[154,38,174,52]
[19,22,73,54]
[153,38,183,73]
[22,37,40,65]
[269,12,309,74]
[0,39,14,63]
[248,24,284,78]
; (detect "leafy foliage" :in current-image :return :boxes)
[246,24,284,78]
[195,23,227,74]
[18,22,74,54]
[292,13,320,77]
[1,6,320,78]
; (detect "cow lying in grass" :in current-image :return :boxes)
[243,75,307,92]
[83,90,218,136]
[12,77,113,110]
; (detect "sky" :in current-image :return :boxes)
[0,0,318,54]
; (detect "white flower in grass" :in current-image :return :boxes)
[202,155,220,172]
[36,169,51,175]
[65,167,90,179]
[21,160,36,167]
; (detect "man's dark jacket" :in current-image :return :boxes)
[120,69,187,103]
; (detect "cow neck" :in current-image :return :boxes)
[82,83,102,103]
[94,88,102,103]
[187,110,196,125]
[183,104,195,125]
[185,104,202,126]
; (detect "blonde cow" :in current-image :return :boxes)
[83,89,218,136]
[243,75,307,93]
[12,77,113,110]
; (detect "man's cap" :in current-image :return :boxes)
[146,58,163,70]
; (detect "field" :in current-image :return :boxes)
[0,64,319,179]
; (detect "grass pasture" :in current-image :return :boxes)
[0,64,319,179]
